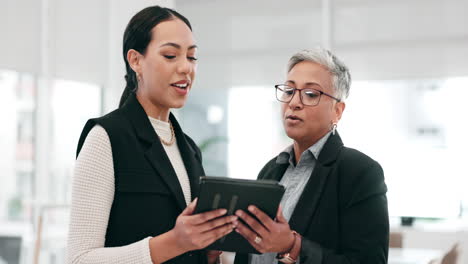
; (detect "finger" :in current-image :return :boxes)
[199,215,238,233]
[201,222,235,246]
[276,206,287,223]
[248,205,275,230]
[207,250,222,257]
[235,222,264,252]
[235,209,269,237]
[191,208,228,225]
[181,198,198,216]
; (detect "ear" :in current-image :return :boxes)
[127,49,142,74]
[333,101,346,123]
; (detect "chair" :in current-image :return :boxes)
[441,243,460,264]
[428,243,460,264]
[389,231,403,248]
[33,204,70,264]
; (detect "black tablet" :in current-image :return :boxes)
[194,176,285,254]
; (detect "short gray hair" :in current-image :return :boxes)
[287,47,351,101]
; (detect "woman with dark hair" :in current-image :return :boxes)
[67,6,237,264]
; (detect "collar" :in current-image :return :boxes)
[277,132,332,165]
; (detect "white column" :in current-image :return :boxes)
[35,0,54,206]
[321,0,334,50]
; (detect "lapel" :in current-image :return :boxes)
[288,133,344,234]
[260,162,288,182]
[121,94,202,211]
[170,114,205,199]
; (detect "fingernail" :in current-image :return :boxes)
[248,206,255,212]
[235,210,242,217]
[232,220,239,227]
[220,209,227,215]
[230,216,238,221]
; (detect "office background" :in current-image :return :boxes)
[1,0,467,263]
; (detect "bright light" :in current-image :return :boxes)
[227,86,284,179]
[207,105,224,124]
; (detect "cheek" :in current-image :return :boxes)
[304,108,327,126]
[190,67,196,80]
[280,104,287,118]
[150,60,171,78]
[192,64,198,74]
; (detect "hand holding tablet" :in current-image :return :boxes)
[194,176,285,253]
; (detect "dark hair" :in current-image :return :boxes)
[119,6,192,108]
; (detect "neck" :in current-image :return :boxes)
[292,130,329,163]
[293,141,309,164]
[136,93,170,122]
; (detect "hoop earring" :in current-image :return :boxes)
[332,123,337,135]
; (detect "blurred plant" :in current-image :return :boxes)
[8,195,22,220]
[198,136,228,153]
[198,136,228,176]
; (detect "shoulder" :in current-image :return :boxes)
[339,146,382,174]
[76,124,113,165]
[337,146,387,206]
[258,156,281,179]
[76,108,125,158]
[94,108,128,131]
[80,108,125,136]
[86,124,109,142]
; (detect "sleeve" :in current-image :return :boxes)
[299,162,389,264]
[66,125,154,264]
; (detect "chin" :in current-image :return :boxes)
[284,128,302,141]
[170,100,187,109]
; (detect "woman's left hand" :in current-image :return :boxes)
[234,205,295,254]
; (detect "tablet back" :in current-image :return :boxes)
[194,176,285,254]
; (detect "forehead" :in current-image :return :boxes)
[150,19,195,47]
[287,61,332,89]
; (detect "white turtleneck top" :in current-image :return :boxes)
[67,116,191,264]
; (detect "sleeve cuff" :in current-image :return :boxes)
[143,237,154,264]
[300,237,323,263]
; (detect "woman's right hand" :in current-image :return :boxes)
[172,198,238,252]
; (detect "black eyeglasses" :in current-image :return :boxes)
[275,84,340,106]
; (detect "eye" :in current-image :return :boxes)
[187,56,198,61]
[284,88,295,95]
[163,55,176,59]
[304,90,319,98]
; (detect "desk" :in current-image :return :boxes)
[389,248,443,264]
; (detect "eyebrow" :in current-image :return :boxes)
[285,80,322,87]
[160,42,198,50]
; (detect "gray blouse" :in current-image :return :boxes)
[251,132,331,264]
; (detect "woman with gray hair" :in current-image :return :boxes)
[234,47,389,264]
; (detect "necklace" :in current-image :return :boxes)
[159,121,175,146]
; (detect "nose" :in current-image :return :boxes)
[177,57,193,75]
[288,90,303,110]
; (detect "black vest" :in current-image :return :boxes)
[76,94,207,264]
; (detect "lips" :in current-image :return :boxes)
[170,80,190,90]
[286,114,303,121]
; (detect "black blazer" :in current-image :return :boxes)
[235,133,389,264]
[76,93,207,264]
